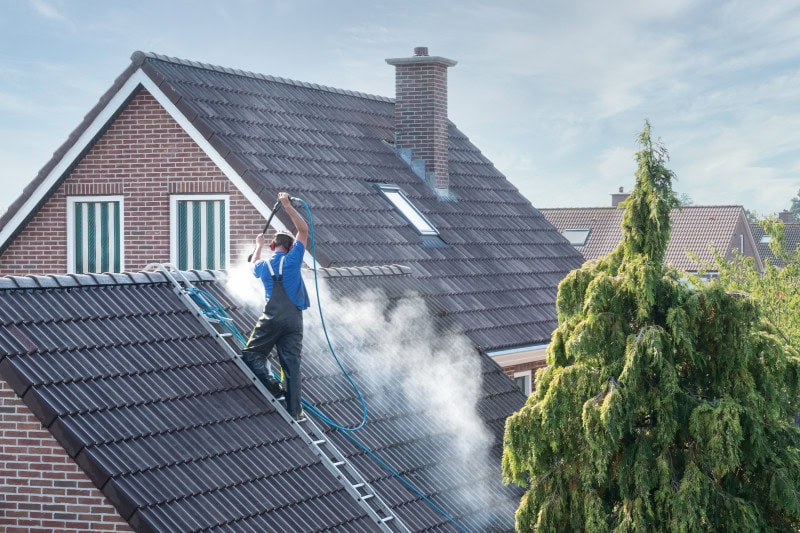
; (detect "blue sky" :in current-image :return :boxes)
[1,0,798,217]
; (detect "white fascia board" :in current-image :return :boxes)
[486,343,549,357]
[0,72,144,250]
[488,344,549,367]
[1,68,314,269]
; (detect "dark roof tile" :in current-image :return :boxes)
[1,269,524,530]
[87,53,582,350]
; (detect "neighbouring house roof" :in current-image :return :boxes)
[0,51,583,353]
[0,267,525,531]
[750,222,800,268]
[540,205,763,272]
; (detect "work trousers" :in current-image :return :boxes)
[242,285,303,418]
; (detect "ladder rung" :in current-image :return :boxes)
[362,494,374,500]
[352,483,365,489]
[381,517,395,522]
[219,333,232,338]
[332,461,345,467]
[312,439,326,445]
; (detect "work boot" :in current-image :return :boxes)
[264,376,285,399]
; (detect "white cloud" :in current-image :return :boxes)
[1,0,799,217]
[31,0,66,21]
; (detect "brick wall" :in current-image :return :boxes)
[388,49,453,190]
[502,360,548,391]
[0,379,132,532]
[0,88,267,276]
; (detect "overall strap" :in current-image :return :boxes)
[265,256,286,281]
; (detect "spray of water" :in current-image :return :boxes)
[224,255,267,315]
[224,260,516,522]
[311,278,521,521]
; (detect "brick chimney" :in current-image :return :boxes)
[778,210,793,223]
[611,186,630,207]
[386,47,457,192]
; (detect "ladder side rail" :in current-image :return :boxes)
[147,264,409,532]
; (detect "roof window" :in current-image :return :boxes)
[378,185,438,235]
[563,228,590,246]
[760,234,772,244]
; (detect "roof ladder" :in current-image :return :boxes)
[144,264,410,533]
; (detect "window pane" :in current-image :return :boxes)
[380,188,438,235]
[563,229,590,246]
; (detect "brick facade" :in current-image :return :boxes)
[502,360,548,380]
[0,89,267,276]
[0,380,132,532]
[503,359,548,394]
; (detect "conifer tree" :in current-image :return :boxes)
[502,121,800,532]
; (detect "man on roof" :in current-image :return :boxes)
[242,192,310,421]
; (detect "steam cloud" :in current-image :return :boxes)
[225,260,515,523]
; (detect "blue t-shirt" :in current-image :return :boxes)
[253,241,310,310]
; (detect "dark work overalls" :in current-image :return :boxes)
[242,256,304,418]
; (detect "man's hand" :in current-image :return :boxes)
[279,191,291,208]
[251,233,266,264]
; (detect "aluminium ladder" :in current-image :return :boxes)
[144,264,409,533]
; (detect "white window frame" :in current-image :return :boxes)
[514,370,533,396]
[378,185,438,235]
[170,194,230,270]
[760,234,772,244]
[66,195,125,274]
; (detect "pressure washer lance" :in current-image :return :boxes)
[246,200,282,263]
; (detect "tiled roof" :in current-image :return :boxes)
[750,222,800,268]
[540,205,753,271]
[0,268,525,531]
[0,51,583,352]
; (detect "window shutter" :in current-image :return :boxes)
[73,201,121,273]
[176,199,226,270]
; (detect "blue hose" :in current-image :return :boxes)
[293,197,368,431]
[188,199,469,532]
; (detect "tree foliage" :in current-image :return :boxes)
[715,217,800,350]
[791,190,800,222]
[502,121,800,532]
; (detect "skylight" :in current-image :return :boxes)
[378,185,438,235]
[760,234,772,244]
[563,228,590,246]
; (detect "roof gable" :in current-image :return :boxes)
[541,205,762,272]
[751,221,800,268]
[0,268,524,531]
[0,51,583,351]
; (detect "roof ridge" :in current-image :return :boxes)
[0,269,224,290]
[540,205,744,211]
[133,51,394,104]
[316,264,412,278]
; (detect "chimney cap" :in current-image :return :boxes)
[386,47,457,67]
